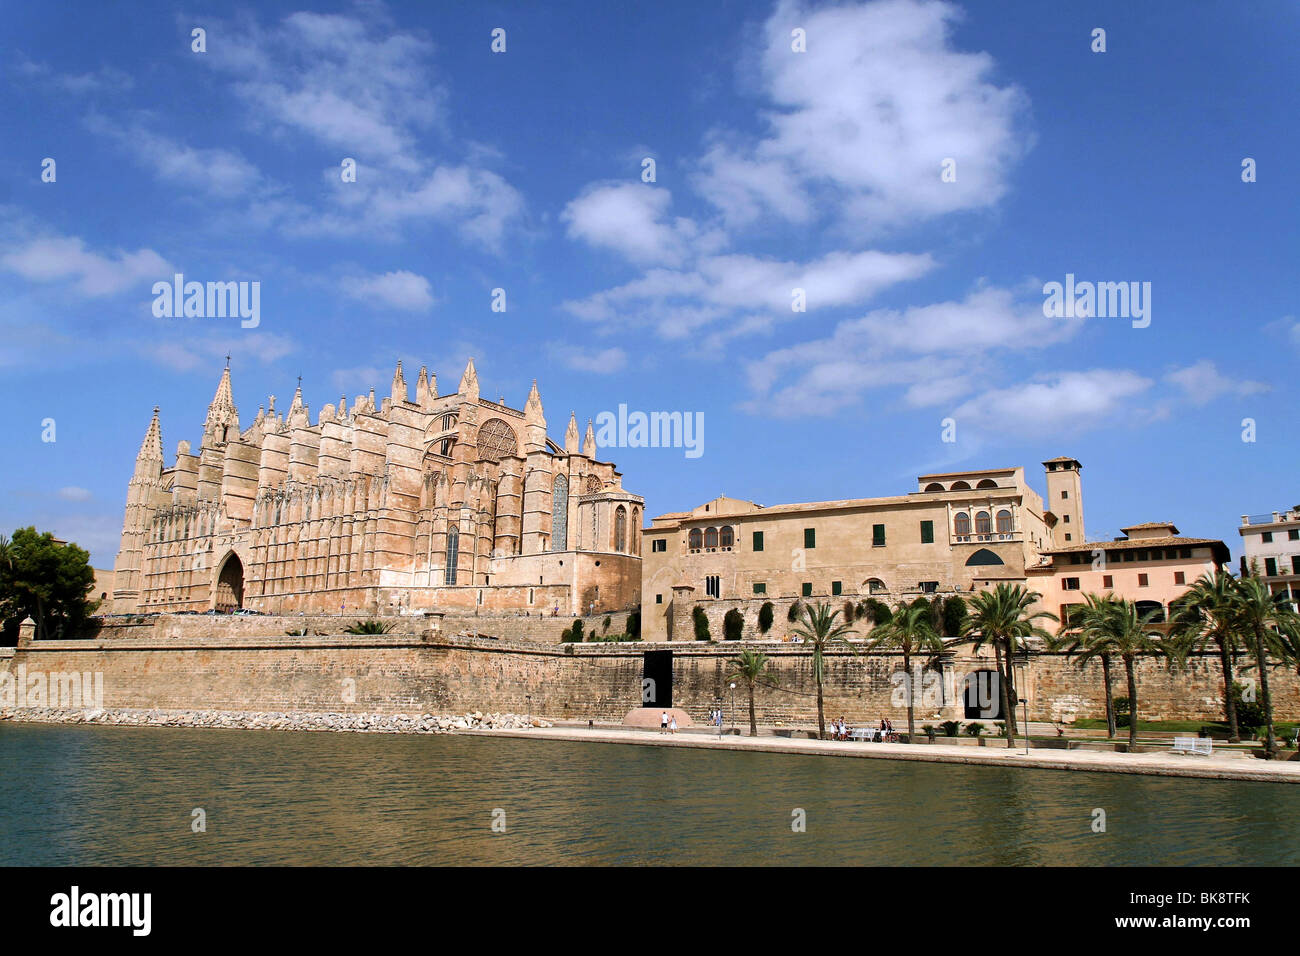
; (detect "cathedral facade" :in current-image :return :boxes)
[110,360,643,617]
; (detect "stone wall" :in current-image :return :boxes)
[4,631,1297,728]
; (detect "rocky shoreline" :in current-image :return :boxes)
[0,707,551,734]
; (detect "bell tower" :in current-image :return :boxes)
[1043,456,1084,545]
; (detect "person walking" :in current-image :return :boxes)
[660,710,668,734]
[669,714,678,735]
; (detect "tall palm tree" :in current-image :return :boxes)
[1168,570,1244,741]
[867,598,946,740]
[1230,575,1300,758]
[790,602,856,740]
[1058,595,1166,750]
[725,647,777,737]
[962,584,1057,748]
[1051,594,1120,739]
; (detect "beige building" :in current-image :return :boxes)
[641,459,1080,641]
[111,360,642,616]
[1238,507,1300,609]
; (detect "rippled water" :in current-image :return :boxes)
[1,722,1297,866]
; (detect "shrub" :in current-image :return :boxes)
[921,724,937,741]
[602,615,611,633]
[941,595,967,637]
[723,608,744,641]
[787,600,802,622]
[940,720,961,737]
[1232,683,1267,730]
[758,601,774,634]
[965,722,985,738]
[285,627,308,636]
[692,605,711,641]
[559,619,584,643]
[1114,696,1131,728]
[625,609,641,639]
[994,721,1007,738]
[344,620,394,635]
[842,600,856,623]
[862,598,892,625]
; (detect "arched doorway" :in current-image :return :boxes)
[215,553,244,612]
[963,669,1004,719]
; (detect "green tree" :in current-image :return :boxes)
[1230,575,1300,757]
[723,607,744,641]
[941,595,968,637]
[789,601,856,740]
[692,605,711,641]
[1054,595,1166,749]
[1052,593,1121,737]
[725,647,777,736]
[0,527,98,644]
[867,599,946,740]
[626,608,641,639]
[757,601,774,635]
[1168,570,1244,741]
[962,583,1057,748]
[786,600,803,623]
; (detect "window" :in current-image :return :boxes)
[689,529,702,550]
[753,583,766,595]
[867,578,887,594]
[1265,558,1277,577]
[656,594,663,604]
[1174,571,1186,585]
[976,479,998,489]
[552,475,569,550]
[652,538,666,553]
[832,581,842,596]
[975,511,991,534]
[924,482,944,492]
[872,524,885,547]
[966,548,1004,567]
[444,528,459,585]
[1102,574,1113,589]
[753,531,764,552]
[920,520,934,544]
[1064,533,1072,542]
[1063,577,1081,591]
[1138,573,1149,587]
[615,506,627,553]
[1262,532,1273,543]
[1061,490,1069,499]
[801,582,812,597]
[1063,514,1070,524]
[1179,548,1191,559]
[996,510,1012,534]
[1290,529,1299,541]
[704,526,718,550]
[954,513,970,536]
[705,575,721,598]
[1292,556,1300,574]
[804,528,816,548]
[720,526,734,549]
[920,581,938,594]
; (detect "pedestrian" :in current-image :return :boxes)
[669,714,678,735]
[660,710,668,734]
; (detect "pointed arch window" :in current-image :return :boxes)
[615,506,627,553]
[552,475,569,551]
[445,528,460,585]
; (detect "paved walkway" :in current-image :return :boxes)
[462,725,1300,784]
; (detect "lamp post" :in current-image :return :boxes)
[729,681,736,736]
[526,694,531,723]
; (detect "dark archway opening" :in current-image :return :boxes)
[963,669,1005,720]
[215,554,244,612]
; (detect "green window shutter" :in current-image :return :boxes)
[920,520,934,544]
[753,582,766,595]
[832,581,842,596]
[753,531,764,552]
[801,582,812,597]
[804,528,816,549]
[873,524,886,547]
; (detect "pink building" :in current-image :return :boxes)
[1027,522,1229,633]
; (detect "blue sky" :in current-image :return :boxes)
[1,0,1296,567]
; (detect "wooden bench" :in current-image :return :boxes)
[1171,736,1212,756]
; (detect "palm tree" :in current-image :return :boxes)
[789,601,856,739]
[1058,595,1166,750]
[962,584,1057,748]
[867,598,946,740]
[1050,594,1119,738]
[1230,575,1300,758]
[725,647,777,736]
[1168,570,1244,741]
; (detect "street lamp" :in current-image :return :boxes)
[729,681,736,736]
[525,694,531,723]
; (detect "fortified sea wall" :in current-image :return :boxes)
[3,621,1298,727]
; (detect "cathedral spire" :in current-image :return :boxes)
[416,365,433,409]
[525,379,543,419]
[458,357,479,402]
[202,364,239,447]
[136,406,164,470]
[564,411,580,454]
[391,359,408,404]
[583,417,596,458]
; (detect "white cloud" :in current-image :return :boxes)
[951,369,1154,437]
[693,0,1029,231]
[87,116,261,198]
[0,235,171,297]
[548,344,628,374]
[340,271,435,312]
[1164,360,1270,405]
[57,487,93,502]
[140,332,297,373]
[561,183,719,267]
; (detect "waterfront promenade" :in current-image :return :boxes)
[465,724,1300,784]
